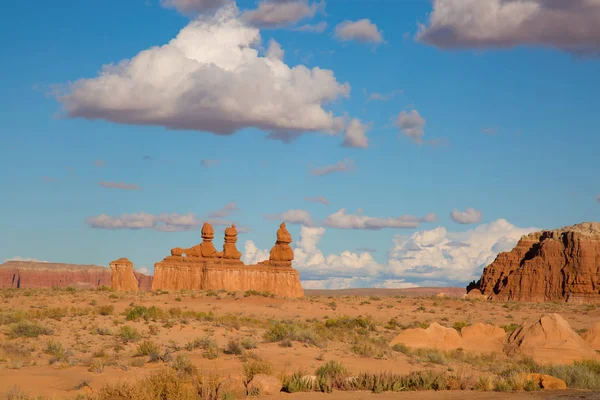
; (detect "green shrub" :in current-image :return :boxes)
[136,340,161,361]
[119,325,141,343]
[243,359,273,384]
[8,321,53,338]
[453,321,469,332]
[241,337,257,349]
[224,339,243,355]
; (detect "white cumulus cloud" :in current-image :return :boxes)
[451,207,483,224]
[342,118,370,149]
[416,0,600,54]
[395,109,426,144]
[87,212,202,232]
[335,19,383,43]
[55,5,350,143]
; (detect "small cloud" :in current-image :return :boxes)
[265,209,312,226]
[324,209,434,230]
[135,266,150,275]
[364,88,402,102]
[200,159,220,168]
[342,118,370,149]
[87,212,202,232]
[395,109,426,144]
[142,155,154,161]
[241,0,324,28]
[294,21,327,33]
[309,159,355,176]
[335,19,383,43]
[305,196,330,206]
[94,160,105,168]
[42,176,57,183]
[208,202,239,219]
[160,0,231,14]
[99,181,142,191]
[266,39,285,61]
[427,138,450,148]
[451,207,483,224]
[4,256,48,263]
[481,127,498,135]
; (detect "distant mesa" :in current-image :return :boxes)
[468,222,600,303]
[0,260,151,290]
[152,222,303,297]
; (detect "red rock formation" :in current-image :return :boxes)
[171,222,222,258]
[223,224,242,260]
[110,258,139,291]
[0,261,152,290]
[267,222,294,263]
[471,222,600,303]
[152,222,304,297]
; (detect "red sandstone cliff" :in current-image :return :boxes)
[0,261,152,290]
[471,222,600,303]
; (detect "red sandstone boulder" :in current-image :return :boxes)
[471,222,600,303]
[247,374,282,395]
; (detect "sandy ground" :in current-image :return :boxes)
[0,287,599,399]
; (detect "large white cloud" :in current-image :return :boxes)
[416,0,600,54]
[242,218,538,289]
[324,209,436,230]
[55,5,350,143]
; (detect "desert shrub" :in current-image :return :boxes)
[168,307,182,318]
[98,305,114,316]
[315,361,348,392]
[171,354,196,376]
[224,339,243,355]
[88,359,105,373]
[119,325,141,343]
[453,321,469,332]
[391,343,410,354]
[0,310,27,325]
[125,305,165,321]
[282,370,316,393]
[243,359,273,385]
[263,321,325,348]
[95,368,197,400]
[136,340,161,361]
[475,375,494,391]
[501,323,520,334]
[91,327,112,336]
[324,315,376,331]
[44,340,64,358]
[8,321,53,338]
[534,360,600,390]
[241,337,257,349]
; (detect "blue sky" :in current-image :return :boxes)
[1,0,599,289]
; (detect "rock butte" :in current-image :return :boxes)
[109,257,138,291]
[469,222,600,303]
[0,260,152,290]
[151,222,304,297]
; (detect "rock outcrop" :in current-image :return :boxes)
[505,313,598,365]
[470,222,600,302]
[152,222,304,297]
[582,322,600,351]
[389,322,504,354]
[0,260,152,290]
[110,258,139,291]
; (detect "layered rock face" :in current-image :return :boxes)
[0,260,152,290]
[152,222,304,297]
[110,258,139,291]
[471,222,600,302]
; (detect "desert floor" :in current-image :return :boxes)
[0,287,599,399]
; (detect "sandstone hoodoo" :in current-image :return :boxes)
[469,222,600,303]
[109,257,139,291]
[152,222,304,297]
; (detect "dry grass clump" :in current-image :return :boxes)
[119,325,141,343]
[135,340,161,362]
[184,336,221,359]
[263,321,325,348]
